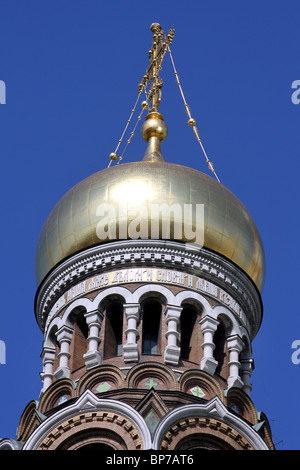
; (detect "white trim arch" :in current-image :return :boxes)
[22,389,152,450]
[0,438,23,450]
[212,305,235,332]
[41,317,61,393]
[211,304,247,337]
[92,287,132,363]
[43,316,61,350]
[92,286,134,310]
[175,290,213,316]
[131,284,176,306]
[60,297,93,329]
[152,396,269,450]
[211,305,253,392]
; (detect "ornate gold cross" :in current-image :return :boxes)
[138,23,175,111]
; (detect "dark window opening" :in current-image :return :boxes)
[213,322,226,376]
[69,311,88,371]
[142,300,162,355]
[76,312,89,338]
[104,301,123,358]
[180,305,197,361]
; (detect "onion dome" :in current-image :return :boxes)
[35,109,265,291]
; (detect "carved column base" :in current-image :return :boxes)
[83,350,102,370]
[164,345,180,366]
[54,366,70,380]
[200,356,218,375]
[228,375,244,390]
[123,343,139,363]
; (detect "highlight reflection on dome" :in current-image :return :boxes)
[35,161,265,291]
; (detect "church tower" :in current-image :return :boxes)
[1,24,274,451]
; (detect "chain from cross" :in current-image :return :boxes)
[138,23,175,111]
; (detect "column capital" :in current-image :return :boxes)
[84,308,104,325]
[41,347,56,361]
[199,315,219,332]
[56,325,73,343]
[165,304,182,321]
[124,303,140,320]
[227,334,244,351]
[124,303,140,311]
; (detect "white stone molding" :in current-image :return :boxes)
[0,439,23,450]
[152,396,269,450]
[199,315,219,375]
[54,325,73,380]
[92,286,133,310]
[240,357,254,396]
[35,240,262,339]
[131,283,176,306]
[60,297,94,329]
[22,389,152,450]
[83,309,104,370]
[227,335,245,389]
[43,316,61,349]
[124,303,140,363]
[210,304,241,336]
[164,305,182,366]
[40,347,56,393]
[175,289,213,315]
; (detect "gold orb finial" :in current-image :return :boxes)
[141,111,168,143]
[150,23,162,33]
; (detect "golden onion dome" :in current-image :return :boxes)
[35,112,265,291]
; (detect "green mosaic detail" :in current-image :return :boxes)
[190,386,205,398]
[96,382,111,393]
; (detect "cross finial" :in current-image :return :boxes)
[138,23,175,111]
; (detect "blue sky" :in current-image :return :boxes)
[0,0,299,450]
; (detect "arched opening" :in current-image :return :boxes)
[142,299,162,355]
[50,326,60,373]
[174,433,234,450]
[180,303,203,363]
[56,428,128,450]
[77,443,115,450]
[213,322,227,377]
[69,311,89,371]
[180,304,199,362]
[104,301,124,358]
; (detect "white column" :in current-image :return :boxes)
[200,315,219,375]
[83,309,104,370]
[227,335,244,389]
[164,305,182,366]
[124,303,140,363]
[54,325,73,379]
[40,347,56,393]
[240,357,254,396]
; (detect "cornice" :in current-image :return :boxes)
[35,240,262,337]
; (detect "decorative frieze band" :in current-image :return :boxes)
[45,267,246,330]
[35,240,262,337]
